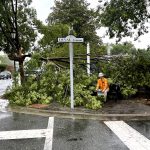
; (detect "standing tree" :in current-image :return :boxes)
[99,0,150,41]
[0,0,41,84]
[111,42,136,55]
[47,0,101,45]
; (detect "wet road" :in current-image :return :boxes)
[0,80,150,150]
[0,113,150,150]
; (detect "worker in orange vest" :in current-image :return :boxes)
[96,72,109,102]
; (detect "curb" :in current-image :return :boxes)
[8,106,150,121]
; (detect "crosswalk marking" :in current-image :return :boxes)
[0,117,54,150]
[0,129,52,140]
[44,117,54,150]
[104,121,150,150]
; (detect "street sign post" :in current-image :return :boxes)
[58,34,84,109]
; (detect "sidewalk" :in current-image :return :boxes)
[8,99,150,121]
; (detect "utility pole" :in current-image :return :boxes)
[87,42,90,76]
[107,45,111,56]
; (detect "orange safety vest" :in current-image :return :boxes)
[96,77,109,91]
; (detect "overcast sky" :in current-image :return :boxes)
[31,0,150,49]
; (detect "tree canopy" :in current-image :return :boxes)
[0,0,39,54]
[111,42,136,55]
[38,23,69,50]
[47,0,101,45]
[99,0,150,41]
[0,0,41,83]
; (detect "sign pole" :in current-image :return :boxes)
[58,29,84,109]
[69,40,74,109]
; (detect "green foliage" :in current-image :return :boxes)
[73,70,102,109]
[100,0,149,40]
[107,49,150,98]
[121,86,137,99]
[5,77,53,106]
[5,62,103,109]
[85,94,103,110]
[24,53,42,71]
[111,42,136,55]
[85,97,102,110]
[0,0,38,54]
[0,64,7,72]
[38,23,69,50]
[47,0,101,45]
[0,55,13,65]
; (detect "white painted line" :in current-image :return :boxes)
[0,116,54,150]
[104,121,150,150]
[44,117,54,150]
[0,129,52,140]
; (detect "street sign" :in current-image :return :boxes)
[58,36,84,43]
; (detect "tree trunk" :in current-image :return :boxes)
[19,60,24,84]
[8,51,32,85]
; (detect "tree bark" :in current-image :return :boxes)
[19,60,24,84]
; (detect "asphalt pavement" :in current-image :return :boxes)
[0,113,150,150]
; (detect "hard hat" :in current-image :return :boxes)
[98,72,104,77]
